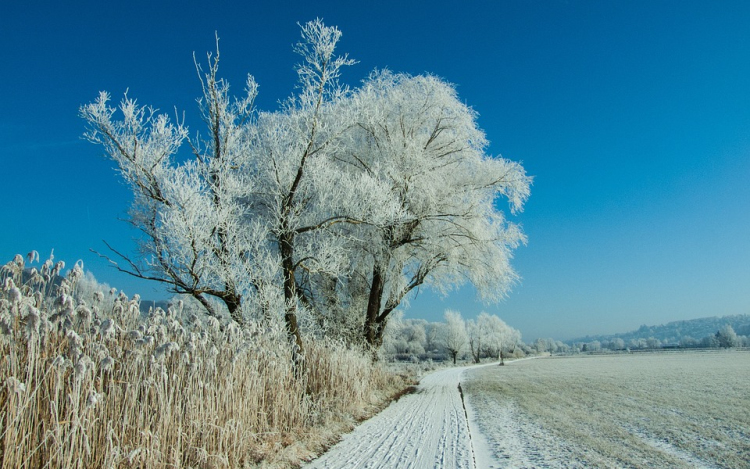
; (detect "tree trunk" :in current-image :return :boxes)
[364,262,385,347]
[280,233,304,356]
[470,338,481,363]
[222,290,244,326]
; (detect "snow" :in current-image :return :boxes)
[464,389,587,468]
[303,365,480,469]
[304,353,746,468]
[461,353,744,468]
[303,360,550,469]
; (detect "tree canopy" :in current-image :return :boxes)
[82,20,530,351]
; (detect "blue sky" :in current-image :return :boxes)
[2,0,749,340]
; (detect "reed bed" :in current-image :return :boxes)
[0,254,407,468]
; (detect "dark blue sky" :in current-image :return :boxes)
[2,0,749,340]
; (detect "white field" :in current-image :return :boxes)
[463,351,750,469]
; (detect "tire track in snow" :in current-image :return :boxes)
[464,397,589,469]
[622,425,722,469]
[461,358,593,469]
[303,366,477,469]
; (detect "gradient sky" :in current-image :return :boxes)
[2,0,749,341]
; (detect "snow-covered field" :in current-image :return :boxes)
[463,351,750,468]
[302,351,748,468]
[304,352,748,469]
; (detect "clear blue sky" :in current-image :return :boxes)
[2,0,749,341]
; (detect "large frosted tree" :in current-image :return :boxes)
[335,71,531,347]
[242,21,361,353]
[82,21,531,353]
[81,22,361,352]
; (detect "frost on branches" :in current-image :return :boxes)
[81,20,531,352]
[467,312,522,364]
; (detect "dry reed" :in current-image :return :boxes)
[0,254,407,468]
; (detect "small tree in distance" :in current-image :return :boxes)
[716,324,739,348]
[441,310,469,365]
[465,312,520,364]
[467,318,482,363]
[478,312,521,365]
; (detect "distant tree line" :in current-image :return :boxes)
[529,323,749,354]
[380,310,525,364]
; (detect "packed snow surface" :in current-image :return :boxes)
[303,365,480,469]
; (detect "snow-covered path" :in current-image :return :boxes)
[303,365,479,469]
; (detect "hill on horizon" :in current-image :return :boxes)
[568,314,750,346]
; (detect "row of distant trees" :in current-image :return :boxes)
[383,319,749,362]
[531,324,749,354]
[381,310,523,364]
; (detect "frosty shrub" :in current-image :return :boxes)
[0,254,407,468]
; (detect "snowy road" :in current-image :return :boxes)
[303,365,480,469]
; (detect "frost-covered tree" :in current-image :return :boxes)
[466,312,519,363]
[715,324,739,348]
[334,72,531,347]
[440,309,468,365]
[81,21,358,351]
[532,338,545,353]
[81,46,260,326]
[533,337,561,353]
[679,335,699,348]
[82,21,530,354]
[380,312,428,359]
[466,318,482,363]
[585,340,602,352]
[243,21,360,352]
[645,337,662,349]
[478,312,520,364]
[610,338,626,351]
[701,334,720,348]
[424,322,440,353]
[555,341,570,354]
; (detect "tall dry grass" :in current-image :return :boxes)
[0,254,407,468]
